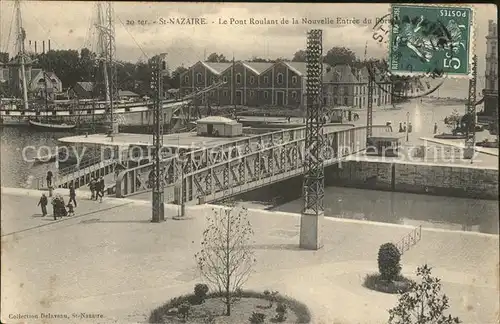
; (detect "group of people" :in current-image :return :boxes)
[89,176,106,202]
[37,173,106,220]
[37,184,77,220]
[398,122,413,133]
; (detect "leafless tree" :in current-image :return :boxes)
[195,206,256,316]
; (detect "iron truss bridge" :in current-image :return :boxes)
[115,124,391,204]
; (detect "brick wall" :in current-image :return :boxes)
[327,161,498,200]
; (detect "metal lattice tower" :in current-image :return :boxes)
[151,54,168,223]
[96,2,118,134]
[302,30,325,216]
[464,55,478,160]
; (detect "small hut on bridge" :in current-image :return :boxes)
[196,116,242,137]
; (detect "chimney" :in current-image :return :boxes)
[42,41,45,54]
[48,39,51,51]
[34,41,37,54]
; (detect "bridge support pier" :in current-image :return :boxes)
[300,212,324,250]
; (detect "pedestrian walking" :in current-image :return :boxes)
[37,193,48,217]
[98,177,105,202]
[434,122,438,134]
[69,184,77,207]
[398,122,404,133]
[403,122,407,132]
[88,178,96,200]
[66,202,75,216]
[408,122,413,133]
[46,170,53,188]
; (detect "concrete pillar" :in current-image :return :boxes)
[299,212,324,250]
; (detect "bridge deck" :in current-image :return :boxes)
[58,132,247,148]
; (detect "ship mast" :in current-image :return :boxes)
[15,0,29,110]
[96,1,118,135]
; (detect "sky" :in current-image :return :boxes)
[0,1,497,81]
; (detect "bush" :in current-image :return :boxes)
[378,243,401,281]
[178,302,191,320]
[249,312,266,324]
[192,283,209,304]
[275,303,288,322]
[149,289,311,324]
[363,273,412,294]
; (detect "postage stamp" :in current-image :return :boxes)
[388,4,475,78]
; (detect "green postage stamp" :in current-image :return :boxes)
[388,4,474,77]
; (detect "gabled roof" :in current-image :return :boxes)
[197,116,237,124]
[324,64,360,83]
[76,81,95,92]
[118,90,139,97]
[201,62,233,75]
[241,62,274,75]
[30,68,43,80]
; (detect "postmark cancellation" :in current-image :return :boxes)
[388,4,475,79]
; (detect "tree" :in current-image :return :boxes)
[444,109,462,134]
[195,206,256,316]
[292,50,306,62]
[248,57,272,62]
[388,264,461,324]
[323,46,357,67]
[206,52,228,63]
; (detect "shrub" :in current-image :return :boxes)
[275,303,288,322]
[249,312,266,324]
[378,243,401,281]
[178,302,191,320]
[192,283,209,304]
[363,273,412,294]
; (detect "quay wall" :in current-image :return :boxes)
[326,160,499,200]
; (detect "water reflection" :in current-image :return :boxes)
[0,127,68,187]
[272,187,499,235]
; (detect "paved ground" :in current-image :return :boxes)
[1,187,498,324]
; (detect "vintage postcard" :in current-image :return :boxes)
[0,2,498,324]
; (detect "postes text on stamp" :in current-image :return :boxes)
[388,4,474,77]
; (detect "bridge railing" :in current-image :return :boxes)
[115,124,392,199]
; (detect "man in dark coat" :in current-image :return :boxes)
[97,177,105,202]
[38,193,48,216]
[69,184,77,207]
[46,171,53,188]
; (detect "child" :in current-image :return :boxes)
[66,202,75,217]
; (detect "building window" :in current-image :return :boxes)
[334,97,338,105]
[184,75,189,83]
[332,86,337,94]
[354,97,357,106]
[211,77,215,84]
[223,90,228,97]
[250,90,254,97]
[223,76,228,83]
[210,90,215,96]
[344,97,348,105]
[250,76,255,84]
[277,73,284,84]
[362,97,365,105]
[263,76,269,84]
[292,91,297,99]
[344,86,349,95]
[264,91,269,99]
[196,73,202,83]
[355,86,358,95]
[292,76,297,84]
[236,73,242,84]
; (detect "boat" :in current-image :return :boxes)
[433,133,466,139]
[29,119,76,131]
